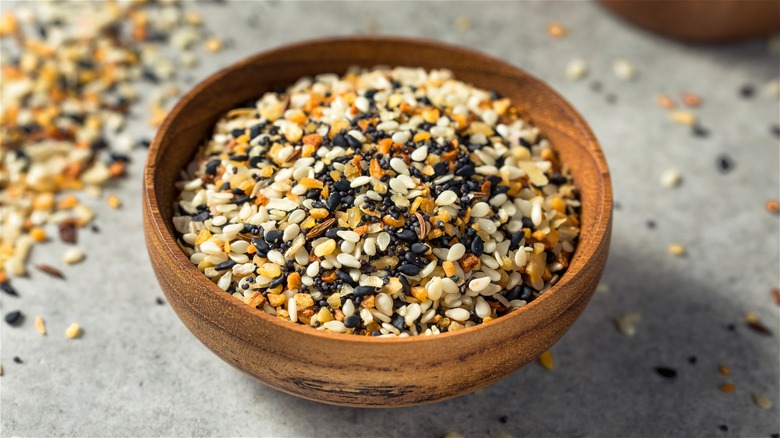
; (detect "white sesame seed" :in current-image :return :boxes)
[376,293,394,316]
[391,131,411,144]
[283,224,300,241]
[62,247,85,264]
[445,308,470,322]
[447,243,466,261]
[410,146,428,162]
[471,202,491,218]
[661,169,682,188]
[468,276,491,293]
[436,190,458,206]
[565,58,588,81]
[390,157,409,175]
[350,176,371,187]
[613,59,637,81]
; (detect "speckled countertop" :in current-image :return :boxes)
[2,1,778,437]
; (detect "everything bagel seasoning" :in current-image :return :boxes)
[173,66,581,337]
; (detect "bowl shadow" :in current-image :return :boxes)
[243,239,779,437]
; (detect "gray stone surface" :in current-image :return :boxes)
[2,1,779,437]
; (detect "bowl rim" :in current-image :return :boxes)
[144,35,612,345]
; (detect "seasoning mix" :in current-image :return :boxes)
[173,67,581,336]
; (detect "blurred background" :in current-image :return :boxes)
[1,1,778,437]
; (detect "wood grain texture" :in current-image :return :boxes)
[142,36,613,407]
[599,0,780,43]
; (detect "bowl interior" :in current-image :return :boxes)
[145,36,612,343]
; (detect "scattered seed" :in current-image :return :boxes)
[547,22,566,37]
[661,169,682,188]
[656,94,675,109]
[565,58,588,81]
[5,310,24,327]
[538,351,554,370]
[692,124,710,138]
[771,288,780,305]
[681,92,701,107]
[614,312,641,336]
[454,16,472,32]
[654,366,677,379]
[765,199,779,214]
[1,280,19,297]
[65,323,81,339]
[752,393,773,410]
[668,243,686,257]
[669,110,697,126]
[716,155,734,173]
[719,383,736,393]
[59,222,78,244]
[62,247,86,265]
[35,264,65,279]
[745,312,772,336]
[35,315,46,335]
[739,84,755,98]
[13,357,22,364]
[613,59,637,81]
[107,195,122,209]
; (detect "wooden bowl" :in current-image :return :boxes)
[599,0,780,43]
[142,36,612,407]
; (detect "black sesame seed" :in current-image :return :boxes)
[692,124,709,138]
[455,164,475,177]
[336,270,357,286]
[396,229,417,241]
[509,232,523,251]
[233,196,251,205]
[90,138,108,150]
[471,236,484,257]
[433,161,449,175]
[5,310,24,327]
[654,366,678,379]
[391,313,405,331]
[739,84,755,98]
[549,174,567,186]
[156,297,165,305]
[716,154,734,173]
[521,217,534,229]
[346,135,362,149]
[771,124,780,139]
[333,134,348,147]
[687,355,697,365]
[353,286,375,298]
[327,192,341,211]
[325,227,346,239]
[505,285,522,301]
[719,425,728,432]
[269,274,286,288]
[204,159,220,175]
[13,356,23,364]
[214,260,237,271]
[344,315,360,328]
[520,286,534,301]
[399,275,411,294]
[499,416,509,424]
[410,243,429,255]
[646,219,656,229]
[398,264,421,276]
[265,229,282,243]
[1,281,19,297]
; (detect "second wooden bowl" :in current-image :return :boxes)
[143,37,612,407]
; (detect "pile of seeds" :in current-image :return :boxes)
[0,1,210,279]
[174,66,581,337]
